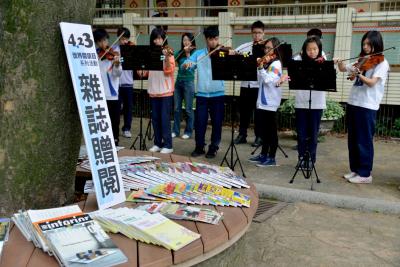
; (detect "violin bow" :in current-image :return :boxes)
[237,39,267,53]
[161,36,169,47]
[338,46,396,63]
[193,40,232,66]
[175,31,201,61]
[99,31,126,60]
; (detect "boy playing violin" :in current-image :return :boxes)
[93,28,122,146]
[183,26,234,158]
[234,20,265,147]
[335,30,389,184]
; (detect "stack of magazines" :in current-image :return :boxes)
[81,157,249,191]
[0,218,11,261]
[138,202,223,225]
[90,207,200,251]
[12,205,127,267]
[127,182,251,207]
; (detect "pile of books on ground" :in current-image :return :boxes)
[0,218,11,260]
[82,156,249,192]
[12,205,127,267]
[90,207,200,251]
[127,182,251,207]
[137,202,223,225]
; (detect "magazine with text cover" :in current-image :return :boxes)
[38,213,127,267]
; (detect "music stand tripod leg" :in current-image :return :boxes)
[220,79,246,177]
[131,69,145,150]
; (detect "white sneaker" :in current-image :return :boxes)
[343,172,357,180]
[149,145,161,152]
[349,175,373,184]
[181,134,190,139]
[171,133,177,138]
[160,148,173,154]
[122,130,132,138]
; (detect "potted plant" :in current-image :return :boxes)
[279,97,345,134]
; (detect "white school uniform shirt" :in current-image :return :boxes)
[235,41,259,89]
[98,57,123,101]
[293,54,327,109]
[257,60,282,112]
[345,59,390,111]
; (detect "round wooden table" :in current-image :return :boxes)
[1,150,259,267]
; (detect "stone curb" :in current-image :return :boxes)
[254,183,400,215]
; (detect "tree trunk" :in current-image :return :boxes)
[0,0,96,216]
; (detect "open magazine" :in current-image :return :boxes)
[139,202,223,225]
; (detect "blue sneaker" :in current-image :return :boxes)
[256,157,277,167]
[248,154,268,163]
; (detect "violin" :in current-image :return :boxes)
[97,47,120,61]
[257,54,277,69]
[162,45,174,57]
[126,40,136,46]
[347,53,384,81]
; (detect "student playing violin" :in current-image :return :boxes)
[139,28,175,154]
[116,27,135,139]
[172,33,197,140]
[234,20,265,147]
[93,28,122,146]
[335,30,390,184]
[294,36,326,170]
[183,26,234,159]
[248,37,283,167]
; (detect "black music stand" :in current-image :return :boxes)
[211,53,258,177]
[287,60,336,190]
[120,45,163,151]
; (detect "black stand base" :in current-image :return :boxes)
[289,151,320,191]
[131,118,153,150]
[250,143,289,158]
[221,140,246,177]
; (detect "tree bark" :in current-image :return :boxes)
[0,0,96,216]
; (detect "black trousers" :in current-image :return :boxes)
[347,104,377,177]
[295,108,323,163]
[259,109,278,158]
[106,100,120,144]
[238,87,261,138]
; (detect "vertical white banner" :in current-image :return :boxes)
[60,22,125,210]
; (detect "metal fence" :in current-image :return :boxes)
[94,0,400,19]
[131,91,400,138]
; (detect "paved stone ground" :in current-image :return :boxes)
[118,118,400,266]
[195,202,400,267]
